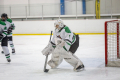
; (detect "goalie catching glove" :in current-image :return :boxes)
[42,38,66,56]
[42,42,54,56]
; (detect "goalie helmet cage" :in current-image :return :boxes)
[105,20,120,67]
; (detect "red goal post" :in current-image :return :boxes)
[105,20,120,67]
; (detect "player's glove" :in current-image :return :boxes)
[10,25,15,30]
[42,42,54,56]
[7,27,13,34]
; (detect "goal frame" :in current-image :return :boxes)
[105,20,119,66]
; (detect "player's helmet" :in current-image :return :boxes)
[54,19,64,28]
[1,13,8,21]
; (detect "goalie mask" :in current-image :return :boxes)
[54,19,64,29]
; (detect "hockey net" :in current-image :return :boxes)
[105,20,120,67]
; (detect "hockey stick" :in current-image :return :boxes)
[44,31,53,72]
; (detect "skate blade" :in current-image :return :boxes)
[74,68,85,72]
[12,53,16,55]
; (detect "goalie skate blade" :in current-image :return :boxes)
[44,69,49,72]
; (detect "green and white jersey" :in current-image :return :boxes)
[51,26,76,51]
[0,20,7,37]
[1,18,15,36]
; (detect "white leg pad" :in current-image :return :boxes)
[48,48,63,69]
[59,47,83,68]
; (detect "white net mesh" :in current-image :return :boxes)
[107,22,117,61]
[106,21,120,67]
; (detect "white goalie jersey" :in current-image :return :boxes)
[51,26,76,51]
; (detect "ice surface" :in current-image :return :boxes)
[0,35,120,80]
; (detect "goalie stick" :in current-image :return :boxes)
[44,31,53,72]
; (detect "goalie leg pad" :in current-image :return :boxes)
[58,47,83,69]
[48,56,63,69]
[48,48,63,69]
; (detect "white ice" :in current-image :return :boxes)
[0,35,120,80]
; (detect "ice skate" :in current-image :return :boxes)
[12,49,16,55]
[7,58,11,62]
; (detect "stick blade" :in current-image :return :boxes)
[44,69,49,72]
